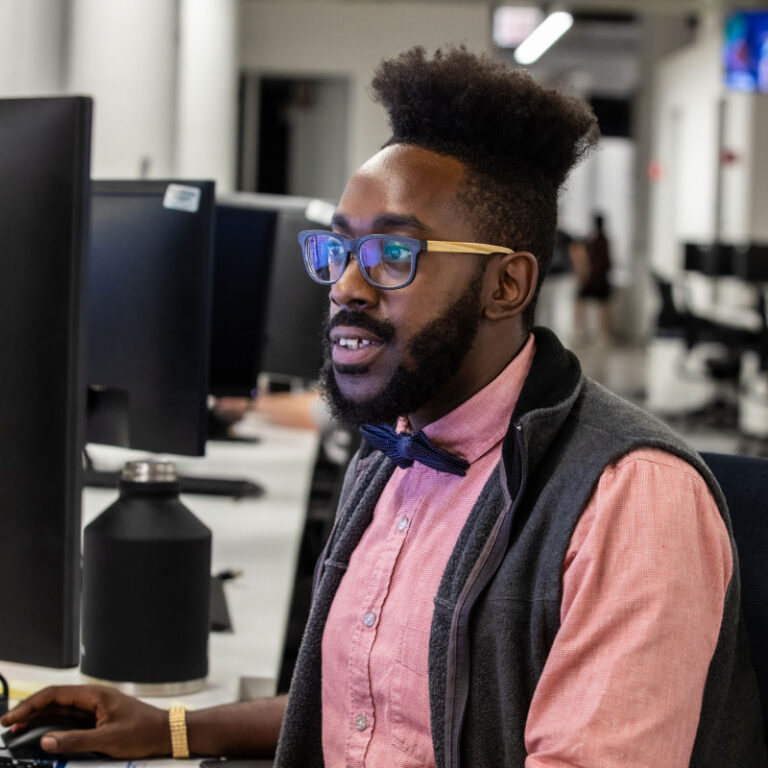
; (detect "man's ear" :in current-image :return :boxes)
[484,251,538,320]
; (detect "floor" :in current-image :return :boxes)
[571,336,755,457]
[536,271,768,458]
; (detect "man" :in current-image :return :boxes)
[3,47,765,767]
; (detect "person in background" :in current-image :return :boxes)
[214,391,324,432]
[573,212,612,344]
[2,46,765,768]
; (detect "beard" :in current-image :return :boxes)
[319,270,484,427]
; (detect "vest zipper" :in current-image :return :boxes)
[445,423,528,768]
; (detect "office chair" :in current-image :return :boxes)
[700,452,768,744]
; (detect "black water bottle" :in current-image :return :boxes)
[81,460,211,694]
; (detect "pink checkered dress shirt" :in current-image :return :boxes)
[321,335,732,767]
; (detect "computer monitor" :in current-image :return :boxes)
[86,180,216,456]
[724,10,768,93]
[260,195,334,382]
[208,193,333,399]
[0,96,92,667]
[208,201,278,397]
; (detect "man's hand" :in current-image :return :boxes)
[0,685,170,758]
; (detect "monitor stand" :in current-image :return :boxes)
[82,451,264,499]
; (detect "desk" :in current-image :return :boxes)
[1,412,319,716]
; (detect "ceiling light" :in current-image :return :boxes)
[513,11,574,65]
[493,6,545,48]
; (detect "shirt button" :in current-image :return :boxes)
[363,611,376,627]
[355,713,368,731]
[397,516,408,532]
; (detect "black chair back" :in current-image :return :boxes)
[701,452,768,743]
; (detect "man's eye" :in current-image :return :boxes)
[382,243,411,262]
[326,243,344,259]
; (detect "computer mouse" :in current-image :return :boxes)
[2,715,99,761]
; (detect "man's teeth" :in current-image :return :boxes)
[338,338,375,350]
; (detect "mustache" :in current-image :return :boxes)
[327,310,396,343]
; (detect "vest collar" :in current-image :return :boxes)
[502,327,584,494]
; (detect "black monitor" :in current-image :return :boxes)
[209,193,332,394]
[683,242,735,276]
[733,244,768,282]
[86,180,216,456]
[0,96,92,667]
[259,195,333,382]
[208,201,278,397]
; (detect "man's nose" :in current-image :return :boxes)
[330,254,378,309]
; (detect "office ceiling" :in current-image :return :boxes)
[331,0,762,98]
[504,12,645,98]
[335,0,765,9]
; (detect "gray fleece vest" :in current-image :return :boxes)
[275,328,767,768]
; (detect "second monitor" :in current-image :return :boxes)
[87,180,216,457]
[210,192,334,398]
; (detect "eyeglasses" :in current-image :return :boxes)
[298,230,513,290]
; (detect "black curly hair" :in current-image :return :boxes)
[370,46,599,327]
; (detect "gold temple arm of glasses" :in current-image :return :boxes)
[426,240,514,255]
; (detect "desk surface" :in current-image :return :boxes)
[1,412,319,715]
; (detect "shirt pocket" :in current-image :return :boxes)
[389,622,435,764]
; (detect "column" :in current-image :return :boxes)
[176,0,238,191]
[0,0,68,96]
[67,0,178,178]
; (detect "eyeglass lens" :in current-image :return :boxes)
[304,233,414,288]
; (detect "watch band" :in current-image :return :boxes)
[169,705,190,759]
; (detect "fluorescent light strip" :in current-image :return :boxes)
[513,11,574,65]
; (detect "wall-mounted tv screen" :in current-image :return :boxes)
[724,10,768,92]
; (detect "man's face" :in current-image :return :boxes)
[319,144,491,427]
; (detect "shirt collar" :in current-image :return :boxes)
[397,333,536,465]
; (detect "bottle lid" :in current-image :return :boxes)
[121,460,177,483]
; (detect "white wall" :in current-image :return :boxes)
[286,78,350,201]
[648,21,722,281]
[1,0,239,188]
[748,95,768,241]
[1,0,489,189]
[0,0,68,95]
[559,138,635,286]
[559,154,592,240]
[720,90,753,244]
[648,15,768,283]
[719,67,768,245]
[594,140,635,286]
[555,138,637,340]
[239,0,492,180]
[67,0,178,178]
[176,0,238,191]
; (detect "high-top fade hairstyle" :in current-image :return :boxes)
[371,46,599,327]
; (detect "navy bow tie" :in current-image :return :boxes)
[359,423,470,477]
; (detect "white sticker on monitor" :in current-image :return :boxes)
[163,184,201,213]
[305,198,336,226]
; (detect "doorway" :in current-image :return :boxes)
[238,73,350,202]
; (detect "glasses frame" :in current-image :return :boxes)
[298,229,514,290]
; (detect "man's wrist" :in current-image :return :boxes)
[184,696,287,758]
